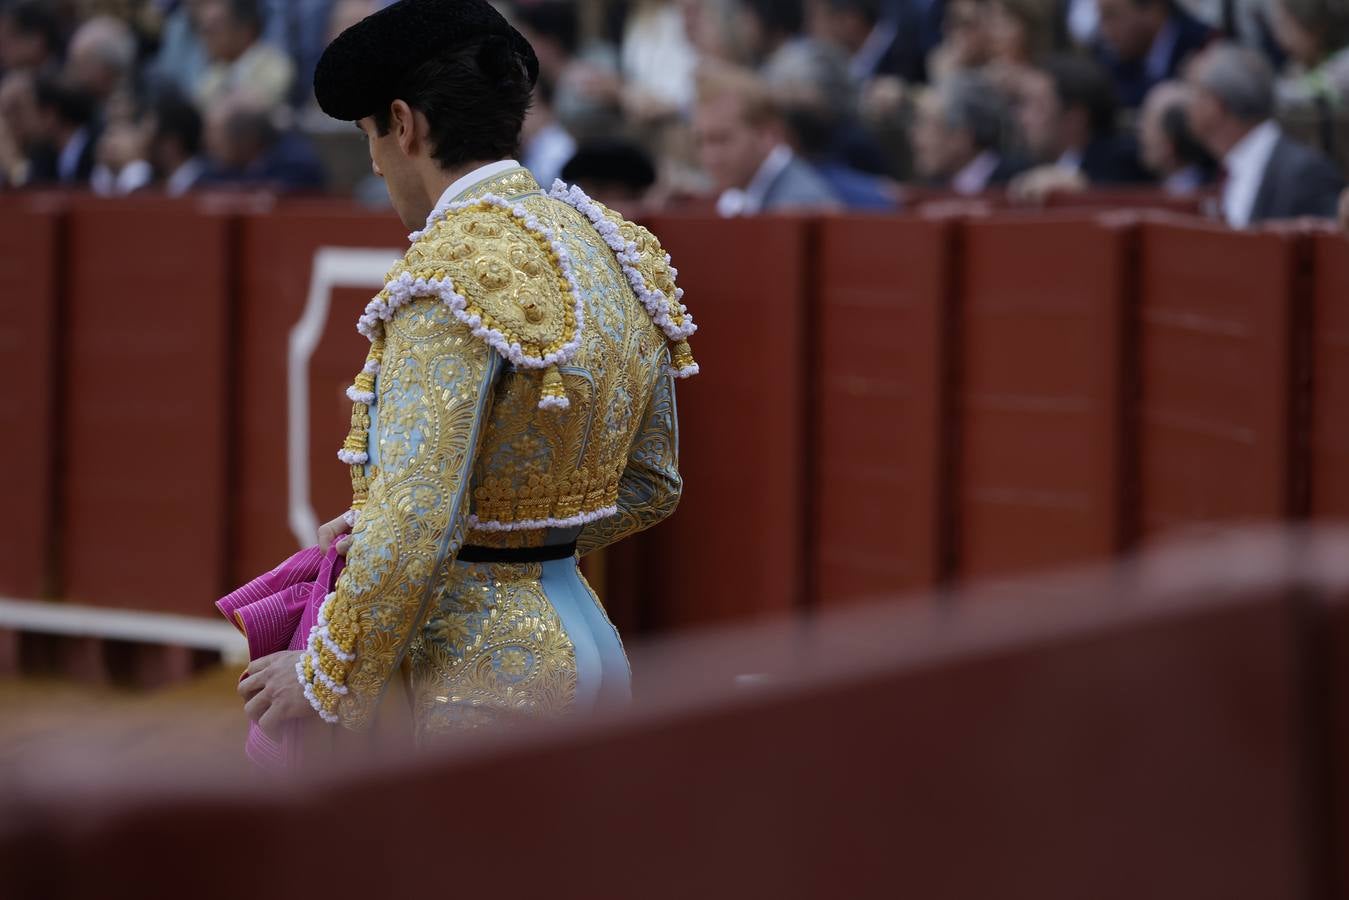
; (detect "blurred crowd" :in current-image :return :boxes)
[2,0,1347,226]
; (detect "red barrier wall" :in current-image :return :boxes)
[232,204,405,585]
[60,199,232,611]
[1312,233,1349,518]
[958,216,1133,577]
[620,216,812,627]
[0,196,61,598]
[814,216,951,603]
[1137,220,1303,536]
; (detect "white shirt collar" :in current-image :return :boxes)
[1056,147,1084,173]
[717,145,795,217]
[167,157,205,197]
[952,151,1001,195]
[1222,120,1281,228]
[423,159,523,229]
[850,17,900,81]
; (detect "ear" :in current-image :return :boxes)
[390,99,417,156]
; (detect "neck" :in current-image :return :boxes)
[1212,119,1262,158]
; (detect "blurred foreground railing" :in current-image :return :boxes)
[2,526,1348,898]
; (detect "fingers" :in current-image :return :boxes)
[244,687,270,723]
[317,513,353,552]
[258,705,282,741]
[336,535,353,556]
[237,671,264,700]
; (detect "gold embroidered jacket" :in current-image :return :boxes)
[298,167,695,730]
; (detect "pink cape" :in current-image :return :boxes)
[216,545,345,771]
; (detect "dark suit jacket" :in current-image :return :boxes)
[1250,134,1345,223]
[1095,9,1212,108]
[28,123,102,185]
[1080,134,1151,185]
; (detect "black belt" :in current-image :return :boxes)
[456,541,577,564]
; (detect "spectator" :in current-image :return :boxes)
[694,63,840,215]
[620,0,697,117]
[1137,79,1215,194]
[1187,42,1343,225]
[514,0,622,142]
[64,15,137,105]
[261,0,338,106]
[151,0,210,97]
[1093,0,1213,108]
[808,0,927,84]
[149,89,207,195]
[0,69,38,185]
[195,0,294,111]
[0,0,62,73]
[988,0,1064,66]
[927,0,995,81]
[521,79,576,188]
[1269,0,1349,113]
[560,138,658,213]
[28,75,100,185]
[912,71,1025,192]
[1014,54,1150,184]
[202,93,323,190]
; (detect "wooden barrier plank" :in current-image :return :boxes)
[612,215,811,627]
[958,215,1132,577]
[0,196,61,598]
[1137,221,1301,534]
[1311,233,1349,518]
[4,530,1325,900]
[814,216,951,603]
[232,203,405,586]
[61,198,232,613]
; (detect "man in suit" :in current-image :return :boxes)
[1187,42,1344,226]
[694,63,840,216]
[1012,54,1150,200]
[28,75,101,186]
[912,71,1025,193]
[1094,0,1212,108]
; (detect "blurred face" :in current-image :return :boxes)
[0,15,50,71]
[988,1,1029,63]
[198,2,252,63]
[1269,0,1322,66]
[0,71,38,147]
[912,90,976,180]
[1184,83,1224,156]
[943,0,994,67]
[1138,92,1177,173]
[1096,0,1162,62]
[694,93,776,193]
[1016,69,1061,161]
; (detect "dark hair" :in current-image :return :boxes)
[1044,54,1117,138]
[514,1,579,55]
[34,76,95,127]
[825,0,885,24]
[152,89,203,157]
[371,37,533,169]
[222,0,264,33]
[1160,101,1213,168]
[1,0,61,50]
[744,0,806,36]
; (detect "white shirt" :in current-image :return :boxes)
[716,145,793,218]
[951,151,1001,195]
[1222,120,1281,228]
[166,158,205,197]
[523,122,577,190]
[57,127,92,183]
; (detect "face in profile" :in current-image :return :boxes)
[694,93,773,194]
[1095,0,1158,62]
[357,112,426,230]
[912,90,971,181]
[1015,69,1060,162]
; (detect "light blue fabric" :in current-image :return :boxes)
[540,558,631,710]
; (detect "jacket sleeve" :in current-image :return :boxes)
[577,366,682,556]
[298,296,499,730]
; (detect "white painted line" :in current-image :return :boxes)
[0,598,249,664]
[287,246,404,549]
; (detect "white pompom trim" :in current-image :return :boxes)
[538,394,571,411]
[342,508,359,528]
[548,180,697,343]
[467,505,618,533]
[337,448,368,466]
[359,195,586,375]
[346,385,376,405]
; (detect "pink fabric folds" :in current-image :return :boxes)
[216,545,345,771]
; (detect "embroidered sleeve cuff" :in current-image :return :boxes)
[296,592,356,725]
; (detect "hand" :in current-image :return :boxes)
[1008,166,1088,205]
[238,650,316,738]
[317,512,353,555]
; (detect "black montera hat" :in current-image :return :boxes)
[313,0,539,122]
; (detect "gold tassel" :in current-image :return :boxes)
[671,339,699,377]
[539,365,570,410]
